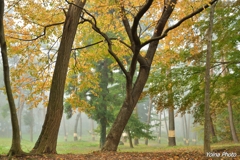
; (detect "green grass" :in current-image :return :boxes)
[1,136,239,155]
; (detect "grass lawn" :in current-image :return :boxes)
[1,136,240,159]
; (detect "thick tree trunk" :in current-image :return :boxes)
[228,101,239,143]
[0,0,24,156]
[204,2,216,153]
[31,0,86,154]
[74,113,80,141]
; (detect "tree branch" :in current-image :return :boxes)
[141,0,219,48]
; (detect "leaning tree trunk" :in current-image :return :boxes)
[31,0,86,154]
[204,2,216,153]
[0,0,24,156]
[102,0,176,151]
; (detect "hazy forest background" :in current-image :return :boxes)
[0,0,239,159]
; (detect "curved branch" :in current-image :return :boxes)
[131,0,154,46]
[9,22,64,41]
[141,0,218,48]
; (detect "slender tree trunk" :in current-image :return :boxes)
[145,96,152,145]
[30,108,34,142]
[210,116,217,142]
[182,115,186,145]
[17,92,24,140]
[62,116,67,142]
[164,110,169,137]
[78,112,82,141]
[221,57,239,143]
[167,70,176,146]
[127,130,133,148]
[31,1,86,154]
[227,101,239,143]
[0,0,24,156]
[158,112,162,144]
[74,113,80,141]
[91,119,95,141]
[100,117,107,148]
[184,114,189,145]
[134,105,139,145]
[204,2,216,153]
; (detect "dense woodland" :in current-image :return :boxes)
[0,0,239,159]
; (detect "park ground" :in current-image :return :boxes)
[0,137,240,159]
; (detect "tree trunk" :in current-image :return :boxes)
[164,110,169,137]
[31,0,86,154]
[134,105,139,145]
[30,108,34,142]
[127,130,133,148]
[74,113,80,141]
[167,70,176,146]
[184,114,188,145]
[78,112,82,141]
[210,116,217,142]
[204,1,216,153]
[0,0,24,156]
[91,119,95,141]
[227,101,239,143]
[100,117,107,148]
[158,112,162,144]
[17,91,25,140]
[145,96,152,145]
[62,116,67,142]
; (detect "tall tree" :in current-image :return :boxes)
[204,1,217,153]
[101,0,218,151]
[0,0,24,156]
[31,0,86,154]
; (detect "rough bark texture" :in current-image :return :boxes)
[0,0,24,156]
[204,2,216,153]
[31,0,86,154]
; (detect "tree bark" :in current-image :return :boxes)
[31,0,86,154]
[0,0,24,156]
[204,1,216,153]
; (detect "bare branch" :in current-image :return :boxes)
[141,0,218,48]
[9,22,64,41]
[131,0,154,46]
